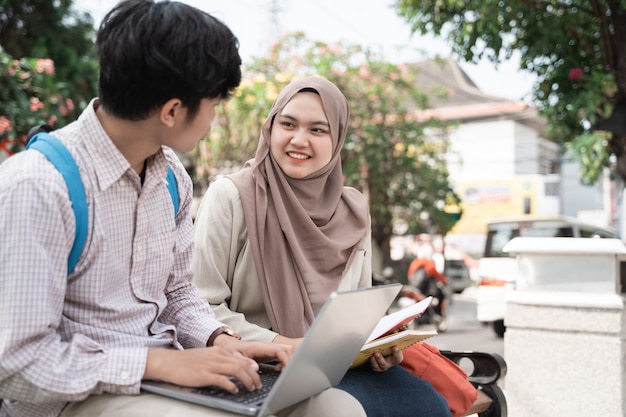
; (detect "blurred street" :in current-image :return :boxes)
[425,287,504,357]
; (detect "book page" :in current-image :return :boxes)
[365,296,432,342]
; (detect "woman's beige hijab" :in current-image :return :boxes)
[228,76,369,337]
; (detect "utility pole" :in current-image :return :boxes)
[268,0,282,45]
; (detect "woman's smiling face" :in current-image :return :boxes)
[269,91,333,179]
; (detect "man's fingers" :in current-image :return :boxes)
[232,359,262,391]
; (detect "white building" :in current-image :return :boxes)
[410,58,614,256]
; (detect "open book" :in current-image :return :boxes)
[350,296,436,368]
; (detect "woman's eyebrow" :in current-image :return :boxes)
[278,113,330,127]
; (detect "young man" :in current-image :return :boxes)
[0,1,365,417]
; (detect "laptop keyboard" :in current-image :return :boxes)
[192,368,280,405]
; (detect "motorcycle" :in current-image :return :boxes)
[398,265,450,332]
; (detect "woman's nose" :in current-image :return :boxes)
[290,129,309,146]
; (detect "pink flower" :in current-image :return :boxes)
[0,116,12,135]
[47,115,58,127]
[359,65,371,78]
[29,97,44,112]
[35,58,55,75]
[568,68,584,82]
[7,60,18,76]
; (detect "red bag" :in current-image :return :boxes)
[400,342,478,417]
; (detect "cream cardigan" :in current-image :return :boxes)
[192,177,372,342]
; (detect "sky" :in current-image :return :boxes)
[73,0,537,102]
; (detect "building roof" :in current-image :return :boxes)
[411,57,547,135]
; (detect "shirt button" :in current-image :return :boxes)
[120,371,129,380]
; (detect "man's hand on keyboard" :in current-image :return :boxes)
[144,341,293,394]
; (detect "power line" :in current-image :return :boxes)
[306,0,382,46]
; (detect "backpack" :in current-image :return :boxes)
[25,130,180,275]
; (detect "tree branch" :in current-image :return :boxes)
[589,0,615,72]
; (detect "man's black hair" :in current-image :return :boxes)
[96,0,242,121]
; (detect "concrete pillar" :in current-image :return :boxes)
[503,237,626,417]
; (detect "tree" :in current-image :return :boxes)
[193,33,460,259]
[395,0,626,185]
[0,46,75,160]
[0,0,99,125]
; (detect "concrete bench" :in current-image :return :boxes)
[441,350,507,417]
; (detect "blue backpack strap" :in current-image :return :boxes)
[26,133,88,275]
[26,130,179,275]
[165,165,179,215]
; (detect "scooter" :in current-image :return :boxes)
[397,269,450,332]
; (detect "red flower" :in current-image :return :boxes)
[568,68,584,82]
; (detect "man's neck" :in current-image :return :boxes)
[94,102,161,174]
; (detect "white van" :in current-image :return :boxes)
[475,215,620,337]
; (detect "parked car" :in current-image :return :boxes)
[443,259,472,294]
[475,215,620,337]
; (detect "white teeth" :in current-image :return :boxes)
[288,152,309,160]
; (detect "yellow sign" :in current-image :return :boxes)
[451,178,539,234]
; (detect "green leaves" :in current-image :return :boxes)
[1,0,98,108]
[0,47,74,151]
[563,131,611,184]
[395,0,626,185]
[0,0,98,157]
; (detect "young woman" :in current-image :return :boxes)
[193,76,451,417]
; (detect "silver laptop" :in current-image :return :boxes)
[141,283,402,416]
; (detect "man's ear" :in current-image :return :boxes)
[160,98,183,128]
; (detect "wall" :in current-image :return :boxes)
[443,117,614,255]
